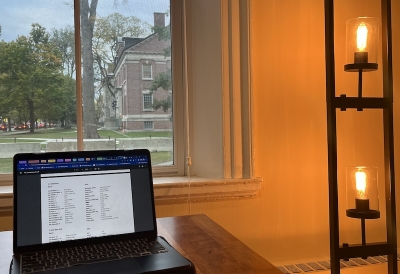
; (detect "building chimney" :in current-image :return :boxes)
[154,12,165,28]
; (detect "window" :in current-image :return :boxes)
[142,64,153,80]
[2,0,261,227]
[143,94,153,111]
[0,0,254,187]
[0,0,181,180]
[144,121,154,130]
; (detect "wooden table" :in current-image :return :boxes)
[0,214,281,274]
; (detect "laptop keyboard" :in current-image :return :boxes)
[20,238,168,274]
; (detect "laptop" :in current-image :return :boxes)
[12,149,195,274]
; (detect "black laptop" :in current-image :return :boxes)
[12,149,195,274]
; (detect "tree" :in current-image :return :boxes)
[49,26,76,129]
[0,36,34,130]
[93,13,151,98]
[152,24,171,57]
[49,27,77,128]
[51,26,76,78]
[0,41,13,131]
[93,12,150,67]
[59,76,77,129]
[150,20,172,114]
[0,24,64,133]
[81,1,153,137]
[35,75,74,128]
[81,0,100,138]
[94,87,104,125]
[92,13,150,129]
[150,68,172,113]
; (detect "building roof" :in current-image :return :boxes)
[119,31,161,52]
[120,37,148,51]
[114,30,170,74]
[114,32,159,70]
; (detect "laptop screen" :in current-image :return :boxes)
[13,149,156,249]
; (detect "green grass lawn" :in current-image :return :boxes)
[0,151,172,174]
[0,129,173,173]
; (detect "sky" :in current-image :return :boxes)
[0,0,170,42]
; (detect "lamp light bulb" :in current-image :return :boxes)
[355,169,367,199]
[356,23,368,52]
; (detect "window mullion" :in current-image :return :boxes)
[74,0,84,151]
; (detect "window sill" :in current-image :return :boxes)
[153,177,262,205]
[0,176,262,216]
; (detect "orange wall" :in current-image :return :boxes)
[157,0,400,264]
[251,0,330,262]
[252,0,399,261]
[252,0,398,251]
[158,1,331,263]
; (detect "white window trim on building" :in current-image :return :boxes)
[143,93,154,111]
[144,121,154,130]
[0,0,260,211]
[143,94,154,111]
[142,63,153,80]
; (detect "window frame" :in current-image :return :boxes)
[1,0,261,221]
[144,121,154,130]
[0,0,185,181]
[181,0,253,179]
[142,93,154,111]
[142,63,153,80]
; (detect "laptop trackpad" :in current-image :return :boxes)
[67,258,145,274]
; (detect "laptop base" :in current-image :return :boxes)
[12,237,195,274]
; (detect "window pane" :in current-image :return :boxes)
[144,121,154,130]
[142,64,152,79]
[143,94,153,110]
[0,1,76,174]
[0,0,174,174]
[81,1,173,167]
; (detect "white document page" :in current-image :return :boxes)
[41,171,135,243]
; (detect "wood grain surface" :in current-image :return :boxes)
[0,214,281,274]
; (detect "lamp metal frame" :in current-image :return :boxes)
[324,0,397,273]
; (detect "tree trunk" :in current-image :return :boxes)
[81,0,100,139]
[7,118,11,132]
[28,100,35,133]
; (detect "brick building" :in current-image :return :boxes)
[105,13,172,132]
